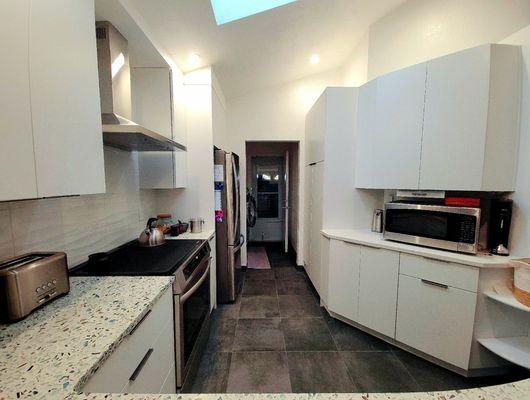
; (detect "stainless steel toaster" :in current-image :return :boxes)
[0,252,70,322]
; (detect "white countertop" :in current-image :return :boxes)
[321,229,512,268]
[165,229,215,241]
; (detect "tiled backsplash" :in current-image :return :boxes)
[0,148,160,267]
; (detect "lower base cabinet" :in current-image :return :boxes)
[83,287,176,394]
[357,246,400,338]
[395,274,477,369]
[327,240,360,321]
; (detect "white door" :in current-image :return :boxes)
[358,246,399,338]
[420,45,490,190]
[372,63,426,189]
[284,151,290,253]
[0,0,38,201]
[395,274,477,369]
[29,0,106,197]
[328,240,361,322]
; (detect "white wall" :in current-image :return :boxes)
[227,68,342,265]
[366,0,530,79]
[341,33,369,86]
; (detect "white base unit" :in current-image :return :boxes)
[327,240,360,322]
[396,274,477,369]
[357,246,399,338]
[83,287,175,394]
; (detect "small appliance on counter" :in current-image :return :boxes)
[139,218,166,247]
[170,221,189,237]
[371,209,383,233]
[190,217,205,234]
[0,252,70,322]
[488,199,513,256]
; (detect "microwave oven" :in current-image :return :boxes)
[384,203,481,254]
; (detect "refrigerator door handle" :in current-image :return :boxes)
[233,154,240,241]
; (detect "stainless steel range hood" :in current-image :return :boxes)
[96,21,186,152]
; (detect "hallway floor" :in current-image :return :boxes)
[185,243,529,393]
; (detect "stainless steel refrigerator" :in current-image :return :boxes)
[214,149,243,303]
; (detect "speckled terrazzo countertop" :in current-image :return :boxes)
[0,276,174,399]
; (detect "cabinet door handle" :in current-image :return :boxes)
[129,309,151,336]
[421,279,449,289]
[129,348,153,381]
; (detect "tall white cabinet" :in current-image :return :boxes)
[0,0,106,201]
[355,44,521,191]
[304,87,382,302]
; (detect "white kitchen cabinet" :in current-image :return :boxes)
[29,0,106,197]
[320,236,330,306]
[0,0,37,201]
[358,246,399,338]
[396,274,477,369]
[356,64,426,189]
[306,162,324,292]
[327,239,361,322]
[420,44,521,191]
[83,287,175,394]
[135,67,187,189]
[0,0,105,200]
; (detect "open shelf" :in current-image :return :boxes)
[478,337,530,369]
[484,288,530,313]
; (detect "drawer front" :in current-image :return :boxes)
[83,287,173,393]
[122,317,175,394]
[400,253,479,292]
[396,274,477,369]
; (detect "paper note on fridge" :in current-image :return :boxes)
[214,165,224,182]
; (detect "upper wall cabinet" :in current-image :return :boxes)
[355,64,426,189]
[355,44,521,191]
[420,44,521,191]
[0,0,106,201]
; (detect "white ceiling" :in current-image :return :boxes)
[126,0,404,99]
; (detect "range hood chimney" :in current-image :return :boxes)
[95,21,185,152]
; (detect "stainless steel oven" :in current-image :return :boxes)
[384,203,481,254]
[173,242,211,388]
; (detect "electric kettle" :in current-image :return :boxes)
[139,218,166,247]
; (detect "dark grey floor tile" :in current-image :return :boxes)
[393,349,530,391]
[281,318,336,351]
[239,295,280,318]
[185,352,231,393]
[279,295,321,317]
[274,267,307,281]
[242,279,277,296]
[214,297,241,319]
[245,268,275,281]
[205,316,237,353]
[323,312,391,351]
[287,351,356,393]
[233,318,285,351]
[276,279,314,296]
[341,351,421,393]
[226,351,291,393]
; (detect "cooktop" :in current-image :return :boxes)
[70,239,203,276]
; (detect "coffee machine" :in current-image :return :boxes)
[488,199,513,256]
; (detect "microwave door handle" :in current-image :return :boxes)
[180,259,211,304]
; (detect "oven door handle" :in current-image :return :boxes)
[180,258,211,304]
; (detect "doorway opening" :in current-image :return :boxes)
[245,141,300,268]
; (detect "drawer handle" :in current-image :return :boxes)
[129,309,151,336]
[421,279,448,289]
[129,348,153,381]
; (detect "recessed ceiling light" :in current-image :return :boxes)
[310,54,320,65]
[188,53,201,68]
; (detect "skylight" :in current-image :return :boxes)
[210,0,297,25]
